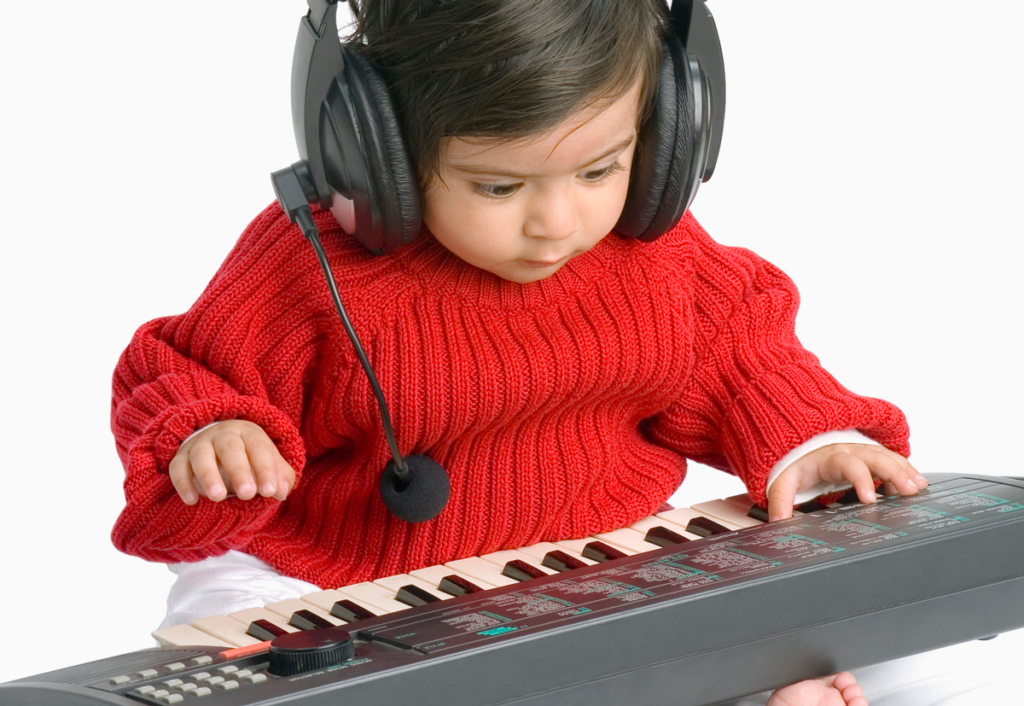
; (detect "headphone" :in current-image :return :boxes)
[270,0,726,523]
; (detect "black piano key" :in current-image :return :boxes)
[246,619,286,641]
[581,541,627,563]
[747,505,770,522]
[644,525,689,548]
[395,584,441,608]
[331,599,378,623]
[837,488,862,504]
[796,500,828,514]
[289,609,335,631]
[685,516,731,538]
[502,559,548,582]
[438,574,485,597]
[541,550,588,572]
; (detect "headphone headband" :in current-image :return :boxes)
[273,0,726,252]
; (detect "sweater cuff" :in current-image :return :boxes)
[723,361,910,508]
[112,396,307,563]
[765,429,881,505]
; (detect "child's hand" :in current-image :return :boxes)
[168,420,295,505]
[767,444,927,522]
[767,672,867,706]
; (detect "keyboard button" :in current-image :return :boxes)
[164,662,186,673]
[203,676,225,686]
[131,685,154,694]
[234,670,253,679]
[162,679,183,688]
[193,686,213,697]
[244,673,268,684]
[137,669,159,679]
[175,683,197,693]
[656,507,740,536]
[436,574,485,597]
[331,599,378,623]
[110,676,131,686]
[191,673,211,681]
[192,656,214,667]
[247,619,286,641]
[216,665,238,675]
[229,607,299,635]
[159,695,184,704]
[150,690,169,699]
[216,680,240,690]
[796,500,828,514]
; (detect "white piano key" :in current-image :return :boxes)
[336,581,414,614]
[263,598,345,626]
[518,541,598,567]
[227,607,299,634]
[152,624,232,649]
[478,549,557,576]
[445,557,519,587]
[691,499,768,528]
[656,506,742,533]
[553,536,638,558]
[373,573,450,601]
[628,515,703,541]
[297,589,352,615]
[189,616,261,648]
[591,527,663,554]
[409,563,498,590]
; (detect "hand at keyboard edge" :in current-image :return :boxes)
[169,420,295,505]
[767,444,928,522]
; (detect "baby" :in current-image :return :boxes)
[111,1,924,704]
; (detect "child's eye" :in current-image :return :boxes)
[580,162,625,184]
[472,182,522,199]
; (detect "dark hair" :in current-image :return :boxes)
[347,0,668,187]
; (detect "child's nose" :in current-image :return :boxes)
[524,187,579,241]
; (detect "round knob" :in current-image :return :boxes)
[268,627,355,676]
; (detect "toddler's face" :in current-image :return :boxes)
[422,83,640,284]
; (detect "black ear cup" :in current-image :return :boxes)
[340,46,422,254]
[616,35,699,242]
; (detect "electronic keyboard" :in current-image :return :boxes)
[3,473,1023,706]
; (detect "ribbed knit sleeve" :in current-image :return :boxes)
[110,204,327,562]
[645,213,910,507]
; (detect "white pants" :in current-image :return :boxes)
[162,552,1023,705]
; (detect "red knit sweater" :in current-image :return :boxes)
[110,203,909,588]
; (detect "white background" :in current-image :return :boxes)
[1,0,1022,687]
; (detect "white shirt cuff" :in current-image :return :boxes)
[765,430,882,505]
[182,421,223,445]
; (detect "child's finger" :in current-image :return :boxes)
[270,454,295,501]
[189,442,229,501]
[212,434,257,500]
[189,442,229,497]
[766,470,800,522]
[241,433,280,498]
[168,453,199,505]
[855,447,926,496]
[830,455,878,505]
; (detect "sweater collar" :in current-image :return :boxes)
[391,227,643,310]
